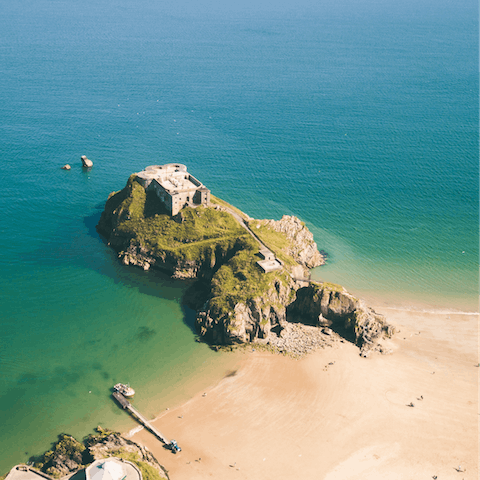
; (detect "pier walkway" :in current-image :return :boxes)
[112,392,169,445]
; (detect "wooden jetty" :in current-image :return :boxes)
[112,391,169,444]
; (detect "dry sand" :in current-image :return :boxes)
[130,306,478,479]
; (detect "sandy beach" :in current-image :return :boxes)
[130,305,478,479]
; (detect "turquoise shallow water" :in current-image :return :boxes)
[0,0,478,472]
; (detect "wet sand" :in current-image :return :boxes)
[130,306,478,479]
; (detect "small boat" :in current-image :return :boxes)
[113,383,135,397]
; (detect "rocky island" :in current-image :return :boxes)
[97,164,394,356]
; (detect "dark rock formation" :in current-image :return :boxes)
[196,275,296,344]
[286,283,395,356]
[196,280,395,356]
[33,434,86,478]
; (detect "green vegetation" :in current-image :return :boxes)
[34,434,86,477]
[316,281,346,294]
[209,240,290,319]
[247,220,298,267]
[101,178,250,262]
[108,452,164,480]
[210,195,250,220]
[84,426,115,447]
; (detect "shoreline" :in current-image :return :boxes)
[359,291,479,316]
[2,289,476,477]
[311,259,479,315]
[127,299,478,479]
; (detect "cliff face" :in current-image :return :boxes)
[286,283,395,355]
[113,235,244,279]
[97,175,394,356]
[253,215,325,269]
[196,280,394,356]
[196,275,296,344]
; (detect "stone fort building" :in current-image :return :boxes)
[136,164,210,216]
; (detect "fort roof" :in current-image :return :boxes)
[136,164,210,216]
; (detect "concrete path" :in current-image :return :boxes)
[5,466,54,480]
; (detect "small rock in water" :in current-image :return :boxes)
[81,155,93,168]
[61,164,71,170]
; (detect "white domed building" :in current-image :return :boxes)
[86,458,141,480]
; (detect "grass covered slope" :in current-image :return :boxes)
[97,175,252,276]
[208,247,293,319]
[247,220,298,267]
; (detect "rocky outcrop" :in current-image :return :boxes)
[196,275,296,344]
[286,283,395,356]
[196,280,395,356]
[81,155,93,168]
[257,215,325,268]
[33,434,86,478]
[115,236,243,278]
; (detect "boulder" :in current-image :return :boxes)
[61,164,71,170]
[81,155,93,168]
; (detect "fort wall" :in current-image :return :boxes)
[136,164,210,216]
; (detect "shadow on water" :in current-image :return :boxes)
[82,206,193,299]
[27,205,187,299]
[85,203,213,337]
[19,199,216,341]
[84,208,206,336]
[83,207,103,241]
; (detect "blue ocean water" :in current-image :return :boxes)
[0,0,478,472]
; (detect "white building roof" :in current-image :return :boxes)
[88,459,126,480]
